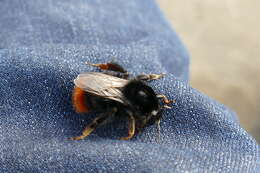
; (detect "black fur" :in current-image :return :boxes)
[122,80,159,114]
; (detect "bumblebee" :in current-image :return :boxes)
[70,62,173,140]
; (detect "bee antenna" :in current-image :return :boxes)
[85,62,98,67]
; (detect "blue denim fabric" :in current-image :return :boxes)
[0,0,259,172]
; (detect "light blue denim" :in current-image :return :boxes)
[0,0,259,172]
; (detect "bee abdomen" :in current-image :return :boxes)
[72,87,89,113]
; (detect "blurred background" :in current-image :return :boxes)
[157,0,260,143]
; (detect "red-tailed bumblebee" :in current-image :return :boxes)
[70,62,173,140]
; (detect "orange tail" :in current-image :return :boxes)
[72,87,89,113]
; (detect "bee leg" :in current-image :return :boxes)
[86,62,129,79]
[136,73,165,81]
[70,113,112,140]
[86,62,128,73]
[120,114,136,140]
[156,119,161,141]
[157,94,175,108]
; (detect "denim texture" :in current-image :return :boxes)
[0,0,259,172]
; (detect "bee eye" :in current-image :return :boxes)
[138,90,148,98]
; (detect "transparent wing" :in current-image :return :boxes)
[74,72,128,103]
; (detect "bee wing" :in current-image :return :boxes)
[74,72,128,103]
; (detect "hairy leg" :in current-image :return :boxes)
[86,62,129,79]
[70,109,116,140]
[136,73,165,81]
[157,94,175,108]
[120,113,136,140]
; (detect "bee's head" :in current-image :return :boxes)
[122,80,159,114]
